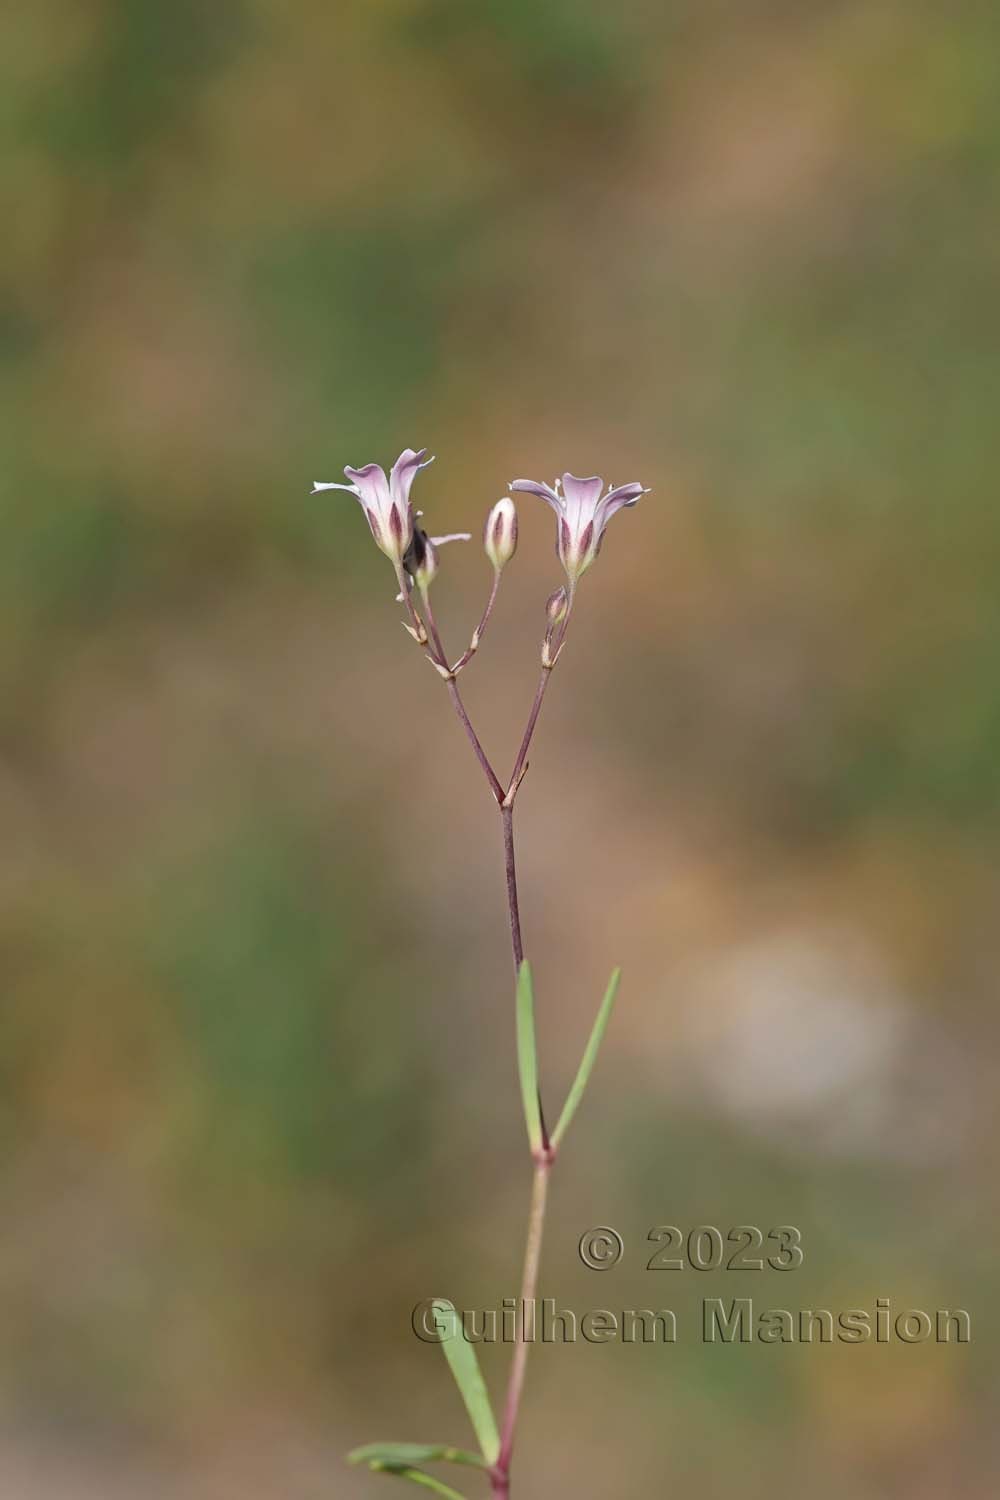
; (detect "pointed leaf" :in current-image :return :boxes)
[348,1443,487,1471]
[355,1461,469,1499]
[551,967,621,1150]
[433,1299,501,1464]
[516,961,543,1155]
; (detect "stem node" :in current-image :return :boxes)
[502,762,529,808]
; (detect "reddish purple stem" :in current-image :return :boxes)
[409,572,576,1496]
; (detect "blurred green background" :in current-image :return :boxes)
[1,0,998,1495]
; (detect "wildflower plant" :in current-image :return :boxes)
[313,449,647,1498]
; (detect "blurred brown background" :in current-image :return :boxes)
[1,0,998,1495]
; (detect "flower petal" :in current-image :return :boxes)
[560,473,605,510]
[509,478,562,513]
[343,462,391,515]
[597,481,648,526]
[429,532,472,545]
[388,448,434,507]
[311,481,360,495]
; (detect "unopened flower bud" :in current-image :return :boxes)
[484,497,518,572]
[545,586,568,627]
[404,526,438,592]
[403,525,470,595]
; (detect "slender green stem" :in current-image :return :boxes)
[490,1159,551,1497]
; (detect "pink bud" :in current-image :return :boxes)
[415,537,438,590]
[483,497,518,572]
[404,527,438,593]
[545,586,568,626]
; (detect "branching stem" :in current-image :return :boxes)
[412,580,506,804]
[413,583,578,1495]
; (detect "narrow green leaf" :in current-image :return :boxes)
[348,1443,487,1470]
[551,967,621,1150]
[516,961,543,1155]
[433,1299,501,1464]
[357,1461,470,1499]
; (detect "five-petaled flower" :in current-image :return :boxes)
[312,448,434,564]
[509,473,648,583]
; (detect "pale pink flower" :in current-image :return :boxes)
[509,472,648,582]
[312,448,434,564]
